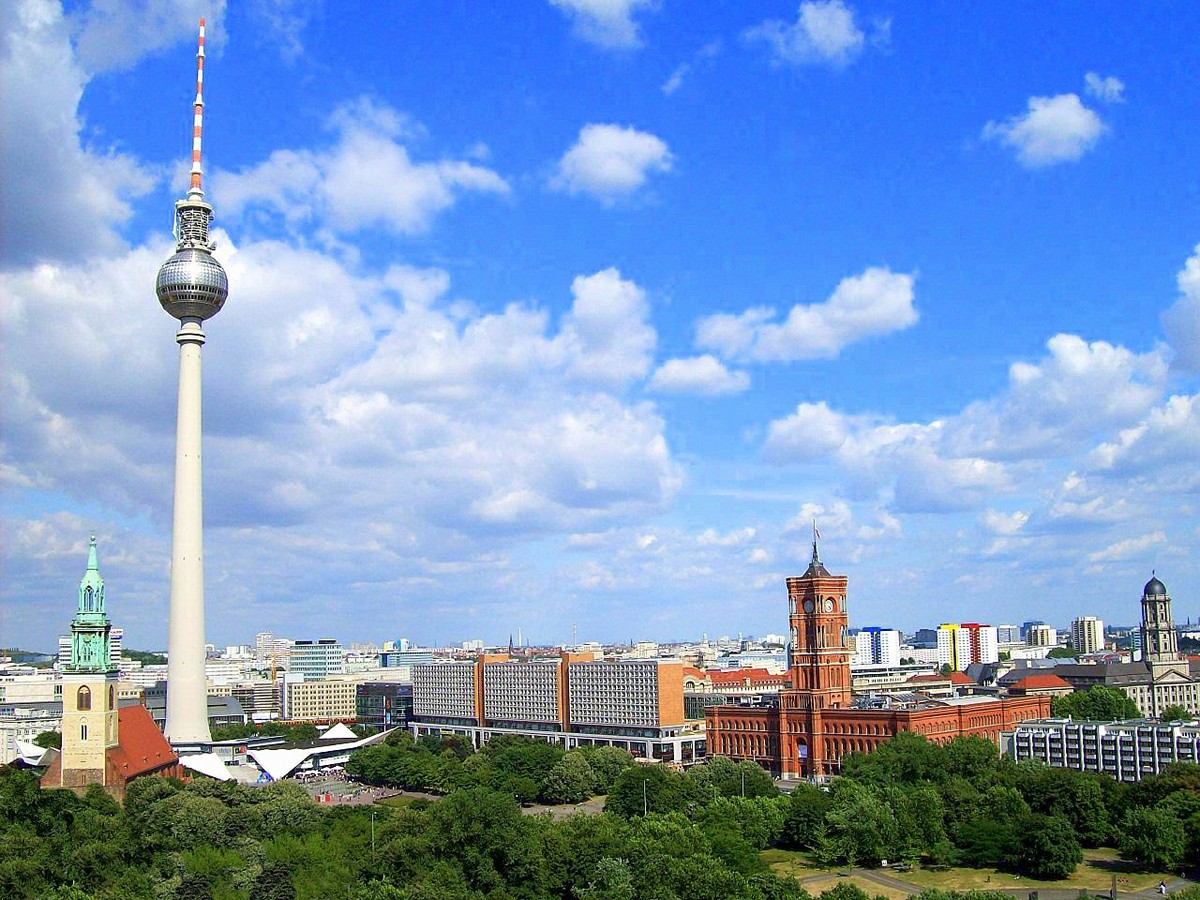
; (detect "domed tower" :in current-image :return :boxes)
[1140,573,1180,664]
[158,19,226,744]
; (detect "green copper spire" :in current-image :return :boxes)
[69,535,115,673]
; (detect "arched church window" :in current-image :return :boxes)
[109,685,115,707]
[77,685,91,711]
[84,586,93,610]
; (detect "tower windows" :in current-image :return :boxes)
[77,685,91,711]
[80,722,88,741]
[109,685,115,708]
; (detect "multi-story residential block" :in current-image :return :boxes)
[1072,617,1105,655]
[410,654,700,763]
[938,623,999,671]
[1027,624,1057,648]
[853,627,902,667]
[230,680,280,721]
[1005,718,1200,782]
[0,701,62,764]
[291,639,345,679]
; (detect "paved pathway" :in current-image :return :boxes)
[792,869,1194,899]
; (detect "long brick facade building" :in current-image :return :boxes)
[705,543,1049,778]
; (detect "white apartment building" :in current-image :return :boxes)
[1027,624,1058,647]
[412,661,477,722]
[568,659,672,730]
[1072,617,1105,655]
[483,660,560,726]
[1006,718,1200,782]
[853,627,902,667]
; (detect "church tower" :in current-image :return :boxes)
[59,536,120,788]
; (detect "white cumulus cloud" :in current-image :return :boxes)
[552,123,673,204]
[1084,71,1125,103]
[1163,244,1200,374]
[747,0,884,68]
[648,356,749,396]
[212,97,509,237]
[696,266,917,362]
[982,93,1106,167]
[548,0,655,49]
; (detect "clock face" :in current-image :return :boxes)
[824,598,834,613]
[802,599,814,614]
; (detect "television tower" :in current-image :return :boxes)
[156,19,227,743]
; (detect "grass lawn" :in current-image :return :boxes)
[375,794,421,809]
[763,847,1174,894]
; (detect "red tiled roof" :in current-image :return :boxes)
[1008,674,1073,691]
[908,673,950,683]
[108,705,178,778]
[683,666,706,679]
[706,667,788,686]
[948,671,976,685]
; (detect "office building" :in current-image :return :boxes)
[356,683,413,731]
[291,640,345,679]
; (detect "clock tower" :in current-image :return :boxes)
[786,539,852,707]
[59,536,120,788]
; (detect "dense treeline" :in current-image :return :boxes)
[6,729,1200,897]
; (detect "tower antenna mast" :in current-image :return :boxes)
[189,18,207,201]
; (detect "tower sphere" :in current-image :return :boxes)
[156,247,229,321]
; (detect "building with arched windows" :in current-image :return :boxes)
[704,543,1050,779]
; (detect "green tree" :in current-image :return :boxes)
[1051,685,1140,720]
[606,764,701,818]
[780,782,833,850]
[1119,807,1187,872]
[819,780,901,867]
[32,730,61,749]
[688,756,778,799]
[841,730,947,785]
[1004,814,1081,880]
[578,746,637,793]
[1014,762,1111,846]
[1161,704,1193,722]
[541,751,599,804]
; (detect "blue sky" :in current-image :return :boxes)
[2,0,1198,653]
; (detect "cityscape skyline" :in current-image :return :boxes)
[3,2,1198,651]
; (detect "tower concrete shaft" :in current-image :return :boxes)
[164,320,210,741]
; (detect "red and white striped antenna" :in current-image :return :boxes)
[187,18,207,201]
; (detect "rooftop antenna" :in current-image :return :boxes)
[812,519,821,564]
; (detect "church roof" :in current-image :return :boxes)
[108,705,178,779]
